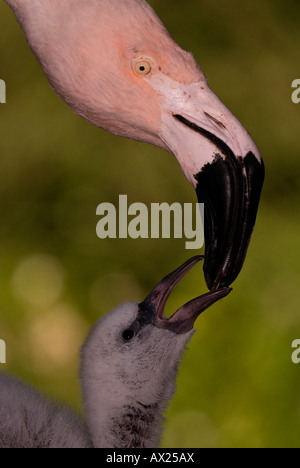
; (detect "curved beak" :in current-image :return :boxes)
[154,80,265,291]
[138,256,232,334]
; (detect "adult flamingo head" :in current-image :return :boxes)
[5,0,265,290]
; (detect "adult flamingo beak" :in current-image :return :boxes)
[153,79,265,291]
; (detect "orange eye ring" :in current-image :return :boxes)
[133,59,152,77]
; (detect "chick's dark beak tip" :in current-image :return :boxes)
[139,257,232,335]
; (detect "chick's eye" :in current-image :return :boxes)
[122,329,135,341]
[133,59,152,76]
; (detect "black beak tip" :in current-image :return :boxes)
[196,152,265,291]
[174,114,265,291]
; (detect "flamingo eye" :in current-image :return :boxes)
[133,59,152,76]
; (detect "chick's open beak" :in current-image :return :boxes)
[139,256,231,335]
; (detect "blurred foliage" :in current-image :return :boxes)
[0,0,300,448]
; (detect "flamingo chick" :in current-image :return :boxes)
[0,257,231,448]
[4,0,264,290]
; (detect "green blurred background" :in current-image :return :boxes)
[0,0,300,448]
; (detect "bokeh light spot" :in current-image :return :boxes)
[26,302,88,373]
[11,254,64,309]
